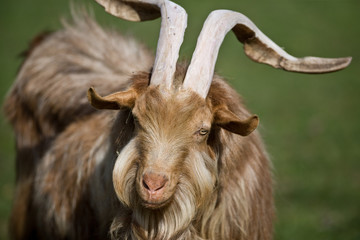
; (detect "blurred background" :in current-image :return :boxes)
[0,0,359,239]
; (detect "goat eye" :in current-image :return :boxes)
[199,129,209,136]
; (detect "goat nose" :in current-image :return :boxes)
[142,172,169,193]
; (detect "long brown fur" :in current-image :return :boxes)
[4,12,273,240]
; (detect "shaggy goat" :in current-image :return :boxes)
[4,0,351,239]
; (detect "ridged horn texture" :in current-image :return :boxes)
[183,10,352,98]
[95,0,187,89]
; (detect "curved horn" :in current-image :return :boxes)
[183,10,352,98]
[95,0,187,89]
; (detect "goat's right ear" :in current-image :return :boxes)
[87,87,137,110]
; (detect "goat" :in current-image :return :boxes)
[4,0,351,239]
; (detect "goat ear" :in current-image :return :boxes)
[87,87,137,110]
[214,107,259,136]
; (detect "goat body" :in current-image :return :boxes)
[5,14,273,240]
[6,0,351,238]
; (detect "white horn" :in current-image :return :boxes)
[95,0,187,89]
[183,10,352,98]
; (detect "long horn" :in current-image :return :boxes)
[95,0,187,89]
[183,10,352,98]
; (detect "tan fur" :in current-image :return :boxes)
[4,13,273,240]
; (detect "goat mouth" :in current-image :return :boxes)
[137,179,176,209]
[140,197,172,209]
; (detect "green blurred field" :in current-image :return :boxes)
[1,0,359,239]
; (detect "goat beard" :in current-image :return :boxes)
[111,140,218,240]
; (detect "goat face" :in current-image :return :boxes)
[130,86,215,210]
[88,75,259,218]
[108,85,258,210]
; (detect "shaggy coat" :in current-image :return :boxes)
[4,14,273,240]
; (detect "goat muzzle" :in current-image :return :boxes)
[139,171,173,209]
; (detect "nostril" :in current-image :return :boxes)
[142,172,169,193]
[142,179,150,190]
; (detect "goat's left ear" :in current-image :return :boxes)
[214,107,259,136]
[87,87,137,110]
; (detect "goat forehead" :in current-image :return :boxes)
[134,87,212,136]
[136,88,211,122]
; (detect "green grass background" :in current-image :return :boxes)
[0,0,359,239]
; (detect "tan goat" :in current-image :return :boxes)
[4,0,351,239]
